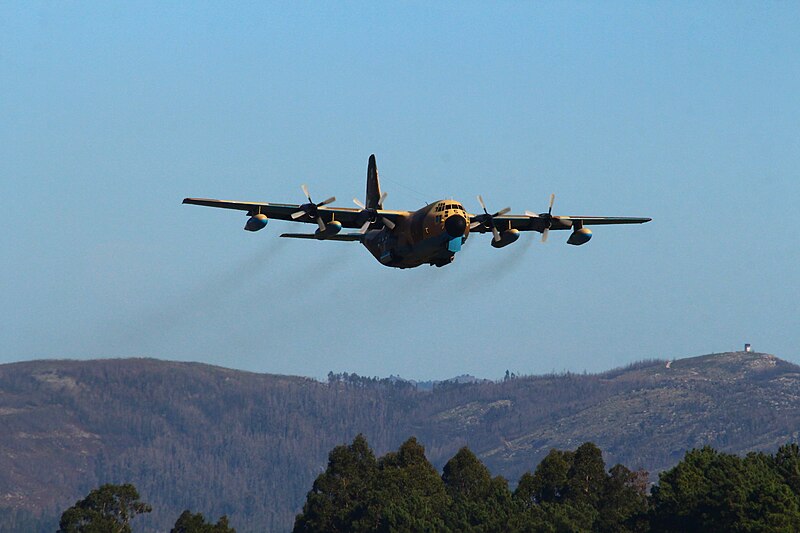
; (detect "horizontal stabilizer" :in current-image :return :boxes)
[280,233,363,242]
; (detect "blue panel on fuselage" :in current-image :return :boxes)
[448,237,462,253]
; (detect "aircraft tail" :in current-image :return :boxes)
[366,154,383,209]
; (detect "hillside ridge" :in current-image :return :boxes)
[1,350,798,532]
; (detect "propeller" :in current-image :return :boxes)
[291,184,336,231]
[470,195,510,242]
[353,192,395,233]
[524,193,570,242]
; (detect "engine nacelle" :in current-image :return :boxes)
[244,214,269,232]
[567,227,592,246]
[315,221,342,239]
[491,229,520,249]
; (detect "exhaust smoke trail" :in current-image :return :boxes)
[106,239,289,352]
[461,237,535,287]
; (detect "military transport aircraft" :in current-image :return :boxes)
[183,155,651,269]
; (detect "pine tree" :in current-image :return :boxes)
[772,443,800,495]
[565,442,606,508]
[514,449,573,505]
[442,447,513,532]
[596,464,649,533]
[651,446,800,532]
[364,437,450,532]
[293,434,378,533]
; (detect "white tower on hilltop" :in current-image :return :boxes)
[745,343,752,353]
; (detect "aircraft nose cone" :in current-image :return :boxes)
[445,214,467,238]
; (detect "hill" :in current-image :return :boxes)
[1,351,799,532]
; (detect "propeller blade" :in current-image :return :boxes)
[524,210,539,218]
[301,184,311,201]
[318,196,336,206]
[291,210,306,220]
[316,217,326,231]
[548,193,555,214]
[353,198,366,209]
[359,220,371,234]
[379,191,388,205]
[542,228,549,243]
[382,217,396,230]
[475,196,510,241]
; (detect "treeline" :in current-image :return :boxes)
[326,372,416,390]
[294,436,800,532]
[55,438,800,532]
[56,483,234,533]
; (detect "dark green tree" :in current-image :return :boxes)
[772,443,800,495]
[442,447,493,501]
[514,443,649,532]
[514,449,574,506]
[651,447,730,532]
[363,437,450,532]
[596,464,650,533]
[738,452,800,532]
[514,446,607,532]
[442,447,513,532]
[170,510,235,532]
[565,442,606,508]
[651,447,800,532]
[57,483,151,533]
[293,434,378,533]
[532,501,598,533]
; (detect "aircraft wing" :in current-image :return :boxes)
[469,214,651,234]
[183,198,404,229]
[280,233,363,241]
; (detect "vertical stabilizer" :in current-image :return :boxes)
[366,154,383,209]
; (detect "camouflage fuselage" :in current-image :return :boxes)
[362,200,470,268]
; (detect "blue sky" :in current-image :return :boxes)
[2,2,799,380]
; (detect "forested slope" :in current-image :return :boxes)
[1,351,798,532]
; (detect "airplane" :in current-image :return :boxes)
[183,155,651,269]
